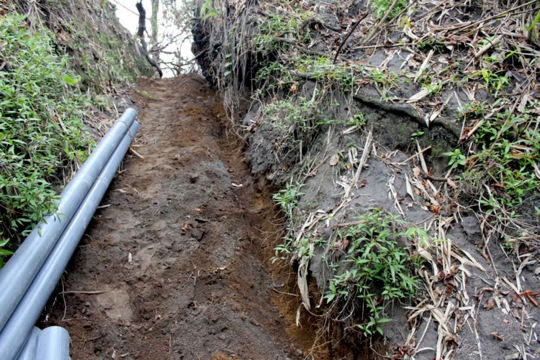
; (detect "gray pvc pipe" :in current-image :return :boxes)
[0,122,139,360]
[35,326,70,360]
[15,327,40,360]
[0,108,136,331]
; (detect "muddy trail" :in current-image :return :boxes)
[43,75,314,359]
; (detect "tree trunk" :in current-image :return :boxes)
[150,0,160,64]
[135,1,163,78]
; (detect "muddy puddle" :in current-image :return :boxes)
[43,75,320,359]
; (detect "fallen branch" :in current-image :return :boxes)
[333,13,367,63]
[352,92,461,139]
[423,174,458,183]
[130,147,145,159]
[300,18,342,33]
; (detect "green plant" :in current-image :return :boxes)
[347,113,365,126]
[416,38,447,53]
[458,101,486,120]
[272,235,314,263]
[470,69,508,95]
[526,11,540,32]
[263,96,321,132]
[443,149,466,169]
[273,236,294,261]
[366,68,398,99]
[451,97,540,248]
[500,237,515,255]
[273,181,305,217]
[357,301,392,336]
[272,181,308,262]
[467,108,539,208]
[525,10,540,44]
[421,79,443,95]
[315,118,334,127]
[294,56,357,91]
[324,209,417,336]
[0,239,12,268]
[0,14,93,263]
[254,60,289,89]
[200,0,220,19]
[371,0,407,20]
[367,68,397,86]
[252,6,313,54]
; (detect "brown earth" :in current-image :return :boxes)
[43,74,322,359]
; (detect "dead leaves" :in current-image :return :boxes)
[518,290,540,307]
[446,177,458,189]
[484,296,496,311]
[329,153,339,166]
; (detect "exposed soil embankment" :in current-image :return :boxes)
[43,74,312,359]
[191,0,540,357]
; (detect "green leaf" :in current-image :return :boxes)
[325,293,336,303]
[525,11,540,31]
[62,75,79,86]
[329,281,336,293]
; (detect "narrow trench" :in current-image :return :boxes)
[44,74,324,359]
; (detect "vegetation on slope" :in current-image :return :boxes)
[0,0,150,266]
[193,0,540,356]
[0,14,92,262]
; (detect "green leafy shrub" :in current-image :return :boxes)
[325,209,417,336]
[263,96,320,132]
[294,56,357,91]
[272,180,304,217]
[0,14,93,260]
[252,5,313,54]
[465,106,540,211]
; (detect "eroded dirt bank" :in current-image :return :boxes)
[43,75,309,359]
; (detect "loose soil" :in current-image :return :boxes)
[43,74,318,359]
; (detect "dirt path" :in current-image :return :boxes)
[44,75,307,359]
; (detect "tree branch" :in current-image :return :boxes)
[333,13,367,64]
